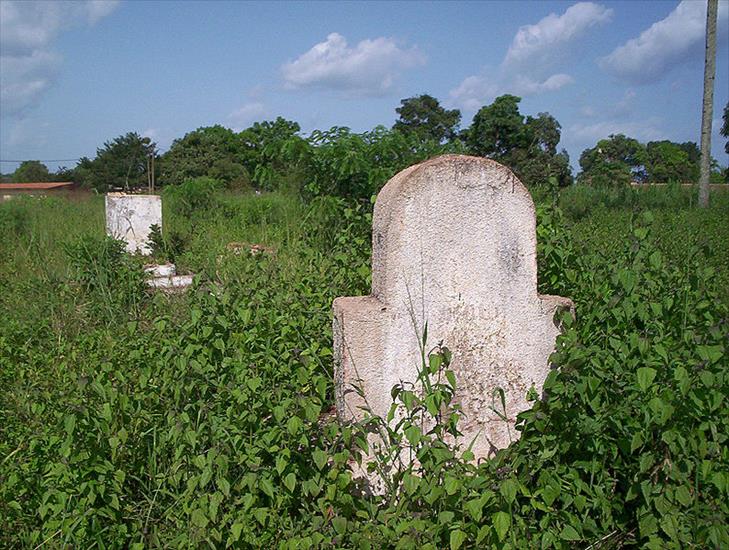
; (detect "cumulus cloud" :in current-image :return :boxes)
[281,32,425,95]
[448,75,499,112]
[228,102,266,131]
[579,89,636,123]
[0,0,119,118]
[449,2,612,111]
[505,2,613,71]
[511,73,575,96]
[600,0,729,85]
[568,119,664,143]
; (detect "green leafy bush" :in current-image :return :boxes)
[1,188,727,548]
[63,234,146,321]
[0,198,30,236]
[164,176,221,217]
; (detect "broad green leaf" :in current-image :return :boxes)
[444,476,460,495]
[560,524,580,541]
[500,478,518,504]
[259,478,274,498]
[191,508,208,528]
[230,523,243,542]
[284,472,296,492]
[636,367,656,392]
[492,511,511,541]
[466,498,483,522]
[450,529,467,550]
[312,449,328,471]
[332,517,347,535]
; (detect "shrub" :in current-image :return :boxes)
[164,176,220,217]
[0,199,30,236]
[63,235,146,320]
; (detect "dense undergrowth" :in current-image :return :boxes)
[0,185,727,548]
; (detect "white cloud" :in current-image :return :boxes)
[0,51,61,116]
[281,32,425,95]
[579,89,637,123]
[511,73,575,96]
[86,0,120,23]
[449,2,611,111]
[568,119,664,143]
[228,102,266,131]
[449,70,575,114]
[448,75,499,112]
[505,2,613,72]
[599,0,729,85]
[0,0,119,117]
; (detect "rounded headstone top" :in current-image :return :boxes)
[376,154,528,205]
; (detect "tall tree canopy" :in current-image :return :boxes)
[11,160,51,183]
[465,95,572,186]
[238,117,307,190]
[393,94,461,144]
[577,136,708,185]
[160,125,248,188]
[76,133,155,191]
[644,141,699,183]
[578,134,646,186]
[466,95,524,158]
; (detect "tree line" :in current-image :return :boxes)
[3,95,728,198]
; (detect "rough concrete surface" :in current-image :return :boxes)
[333,155,572,460]
[105,193,161,255]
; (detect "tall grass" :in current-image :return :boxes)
[1,185,727,547]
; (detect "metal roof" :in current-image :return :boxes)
[0,182,75,190]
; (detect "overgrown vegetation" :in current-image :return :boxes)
[1,185,727,548]
[5,97,727,190]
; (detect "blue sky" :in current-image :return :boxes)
[1,0,728,174]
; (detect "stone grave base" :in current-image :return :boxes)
[144,263,193,292]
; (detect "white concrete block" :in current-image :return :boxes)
[105,193,162,255]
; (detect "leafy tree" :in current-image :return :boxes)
[645,141,698,183]
[677,141,701,165]
[83,133,155,191]
[524,113,561,156]
[239,117,308,190]
[306,125,462,198]
[465,96,572,186]
[160,125,248,188]
[393,94,461,144]
[54,166,77,183]
[466,94,524,158]
[578,134,646,186]
[11,160,50,182]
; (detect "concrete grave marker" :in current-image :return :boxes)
[333,155,572,459]
[105,193,161,255]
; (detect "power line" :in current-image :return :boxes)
[0,158,82,163]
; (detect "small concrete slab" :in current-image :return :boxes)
[146,274,194,292]
[144,263,176,278]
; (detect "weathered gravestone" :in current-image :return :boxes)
[105,193,161,255]
[333,155,572,459]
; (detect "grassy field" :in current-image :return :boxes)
[0,185,727,548]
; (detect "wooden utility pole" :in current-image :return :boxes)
[699,0,717,208]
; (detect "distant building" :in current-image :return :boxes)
[0,182,79,201]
